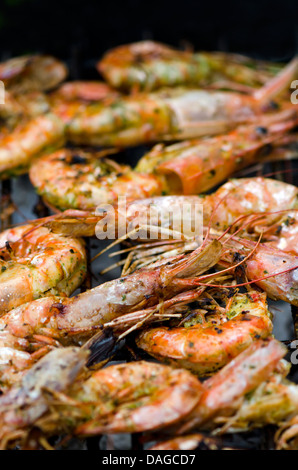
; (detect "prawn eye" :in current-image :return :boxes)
[255,126,268,136]
[269,100,280,110]
[69,154,87,165]
[232,252,245,263]
[5,241,13,254]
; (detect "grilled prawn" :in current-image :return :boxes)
[135,111,298,195]
[175,338,288,434]
[0,223,86,315]
[136,291,273,375]
[29,147,164,211]
[202,176,298,256]
[0,113,65,179]
[97,40,284,92]
[66,57,298,147]
[0,54,67,93]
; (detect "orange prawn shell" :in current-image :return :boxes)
[72,360,204,435]
[29,148,164,211]
[137,292,273,374]
[0,224,87,314]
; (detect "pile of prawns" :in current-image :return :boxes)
[0,40,297,450]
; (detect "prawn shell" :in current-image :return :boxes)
[0,223,87,314]
[97,40,281,92]
[0,113,65,179]
[203,176,298,230]
[29,148,164,211]
[73,361,204,435]
[136,292,273,375]
[140,114,298,195]
[0,55,68,93]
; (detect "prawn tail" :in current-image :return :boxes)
[82,328,122,368]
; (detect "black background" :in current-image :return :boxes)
[0,0,297,79]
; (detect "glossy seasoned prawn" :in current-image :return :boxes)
[0,54,67,93]
[215,372,298,437]
[68,361,202,436]
[216,235,298,306]
[67,57,298,147]
[136,291,273,375]
[199,176,298,297]
[0,222,86,315]
[29,147,164,211]
[97,40,283,92]
[135,111,298,195]
[199,176,298,258]
[204,176,298,257]
[68,361,203,437]
[0,112,65,178]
